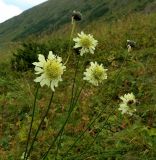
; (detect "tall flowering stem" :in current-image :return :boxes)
[24,84,40,159]
[55,56,80,158]
[63,51,129,158]
[70,56,80,107]
[64,18,76,65]
[66,106,117,160]
[42,82,86,160]
[75,101,134,160]
[25,91,54,160]
[77,107,119,159]
[25,51,65,159]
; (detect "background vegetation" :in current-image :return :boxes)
[0,0,156,45]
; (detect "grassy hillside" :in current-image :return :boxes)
[0,12,156,159]
[0,0,156,46]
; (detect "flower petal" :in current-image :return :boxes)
[48,51,55,60]
[38,54,46,63]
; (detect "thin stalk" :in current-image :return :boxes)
[62,105,107,158]
[76,102,128,159]
[24,84,39,159]
[124,115,131,128]
[70,56,80,109]
[64,19,76,65]
[55,19,77,159]
[25,91,54,160]
[66,122,115,160]
[63,51,129,158]
[82,107,117,159]
[55,57,80,159]
[42,82,86,160]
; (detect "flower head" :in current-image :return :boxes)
[118,93,136,116]
[83,62,107,86]
[118,103,136,116]
[73,31,98,56]
[120,93,136,104]
[127,40,136,47]
[127,40,136,52]
[72,10,82,21]
[33,51,66,91]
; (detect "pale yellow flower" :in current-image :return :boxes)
[118,103,136,116]
[33,51,66,91]
[83,62,107,86]
[119,93,136,116]
[120,93,136,104]
[73,31,98,56]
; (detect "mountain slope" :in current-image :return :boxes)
[0,0,156,44]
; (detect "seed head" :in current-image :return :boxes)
[72,10,82,21]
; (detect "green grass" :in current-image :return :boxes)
[0,13,156,160]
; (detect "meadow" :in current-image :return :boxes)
[0,13,156,160]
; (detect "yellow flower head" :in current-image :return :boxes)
[73,31,98,56]
[118,93,136,116]
[83,62,107,86]
[33,51,66,91]
[120,93,136,104]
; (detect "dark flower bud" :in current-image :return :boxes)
[127,40,136,48]
[72,10,82,21]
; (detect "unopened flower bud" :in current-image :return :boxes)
[72,10,82,21]
[127,40,136,48]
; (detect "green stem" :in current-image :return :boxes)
[124,115,131,128]
[25,91,54,160]
[76,107,125,160]
[70,56,80,109]
[24,84,39,160]
[63,51,129,158]
[42,82,86,160]
[64,20,76,65]
[85,107,117,155]
[55,57,80,159]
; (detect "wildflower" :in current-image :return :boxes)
[127,40,136,47]
[120,93,136,104]
[72,10,82,21]
[73,31,98,56]
[83,62,107,86]
[118,103,136,116]
[33,51,66,91]
[127,40,136,52]
[118,93,136,116]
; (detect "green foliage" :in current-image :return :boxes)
[88,3,109,21]
[0,0,156,45]
[11,42,48,71]
[11,39,69,71]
